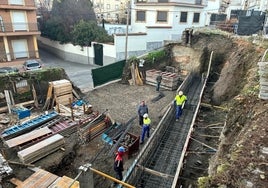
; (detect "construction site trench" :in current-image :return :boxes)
[1,30,268,188]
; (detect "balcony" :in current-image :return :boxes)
[0,0,36,10]
[0,22,39,35]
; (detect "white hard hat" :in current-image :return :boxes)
[143,113,148,118]
[178,91,183,96]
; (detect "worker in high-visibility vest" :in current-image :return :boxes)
[113,146,126,187]
[174,91,187,121]
[140,113,151,144]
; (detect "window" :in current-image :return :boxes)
[136,11,146,22]
[11,11,28,31]
[158,0,168,2]
[180,12,188,23]
[137,0,147,2]
[9,0,24,5]
[107,4,110,9]
[157,11,167,22]
[195,0,202,5]
[193,13,200,23]
[115,5,119,10]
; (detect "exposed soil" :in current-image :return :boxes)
[1,30,268,188]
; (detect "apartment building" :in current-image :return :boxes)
[93,0,129,23]
[0,0,40,63]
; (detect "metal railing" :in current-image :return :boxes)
[0,22,39,33]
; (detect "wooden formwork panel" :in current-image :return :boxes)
[48,176,80,188]
[19,169,58,188]
[5,127,52,148]
[10,169,79,188]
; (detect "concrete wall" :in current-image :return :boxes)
[38,37,117,66]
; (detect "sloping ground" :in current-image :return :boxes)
[191,32,268,187]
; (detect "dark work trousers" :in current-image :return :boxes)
[139,115,144,126]
[113,170,123,186]
[156,82,161,91]
[115,170,123,181]
[176,105,183,119]
[141,125,150,143]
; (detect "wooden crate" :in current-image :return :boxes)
[51,79,72,97]
[55,93,73,106]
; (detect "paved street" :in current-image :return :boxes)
[39,49,98,93]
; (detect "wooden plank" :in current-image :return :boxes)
[21,169,58,188]
[17,134,65,164]
[9,178,23,187]
[72,89,80,99]
[32,84,39,108]
[43,83,53,110]
[0,100,35,113]
[4,90,12,113]
[48,176,80,188]
[5,127,52,148]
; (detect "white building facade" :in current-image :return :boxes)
[113,0,221,60]
[93,0,129,23]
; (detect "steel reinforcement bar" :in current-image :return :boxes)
[119,71,206,188]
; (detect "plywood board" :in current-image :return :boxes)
[20,169,58,188]
[48,176,80,188]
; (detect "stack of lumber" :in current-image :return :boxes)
[17,134,65,164]
[79,114,112,143]
[146,69,180,90]
[10,168,79,188]
[129,63,143,85]
[51,79,73,106]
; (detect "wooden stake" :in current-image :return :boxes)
[198,134,220,138]
[190,137,217,151]
[186,151,215,154]
[8,160,35,167]
[136,164,174,179]
[200,102,228,111]
[205,122,223,128]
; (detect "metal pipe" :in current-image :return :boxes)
[90,167,135,188]
[124,1,130,61]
